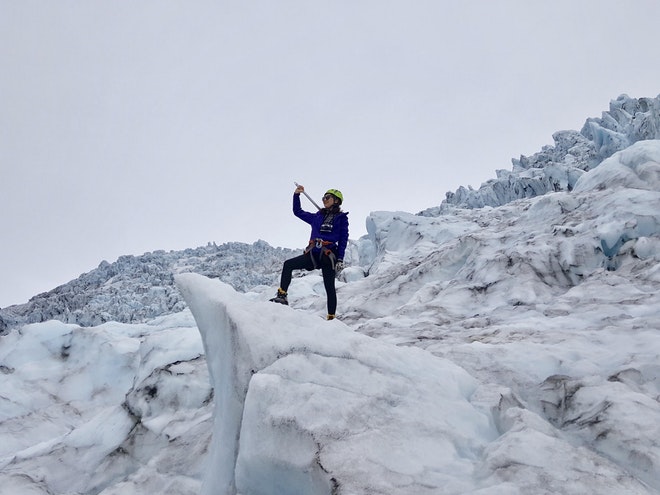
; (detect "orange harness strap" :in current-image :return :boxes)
[307,238,334,249]
[304,238,337,269]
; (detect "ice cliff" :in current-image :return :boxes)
[176,273,494,495]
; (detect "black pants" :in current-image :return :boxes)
[280,252,337,315]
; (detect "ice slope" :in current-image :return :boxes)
[336,140,660,492]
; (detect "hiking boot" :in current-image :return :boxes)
[269,288,288,305]
[326,314,336,320]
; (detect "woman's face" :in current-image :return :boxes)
[322,194,336,208]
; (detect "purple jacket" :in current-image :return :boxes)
[293,193,349,260]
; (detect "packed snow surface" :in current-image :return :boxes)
[1,137,660,491]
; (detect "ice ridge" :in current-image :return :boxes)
[0,240,297,334]
[430,94,660,212]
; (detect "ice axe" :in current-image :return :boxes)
[294,181,321,210]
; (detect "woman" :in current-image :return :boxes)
[270,184,349,320]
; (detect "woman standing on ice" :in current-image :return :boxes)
[270,184,349,320]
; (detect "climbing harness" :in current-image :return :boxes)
[304,238,337,270]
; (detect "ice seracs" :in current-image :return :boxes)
[573,139,660,193]
[0,241,296,333]
[434,94,660,211]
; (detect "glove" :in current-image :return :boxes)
[335,260,345,274]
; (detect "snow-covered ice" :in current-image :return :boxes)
[0,313,211,495]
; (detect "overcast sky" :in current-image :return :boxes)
[2,0,660,308]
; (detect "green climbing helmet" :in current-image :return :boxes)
[325,188,343,204]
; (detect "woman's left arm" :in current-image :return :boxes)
[336,213,349,260]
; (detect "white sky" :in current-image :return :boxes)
[2,0,660,308]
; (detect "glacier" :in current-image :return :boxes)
[1,95,660,494]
